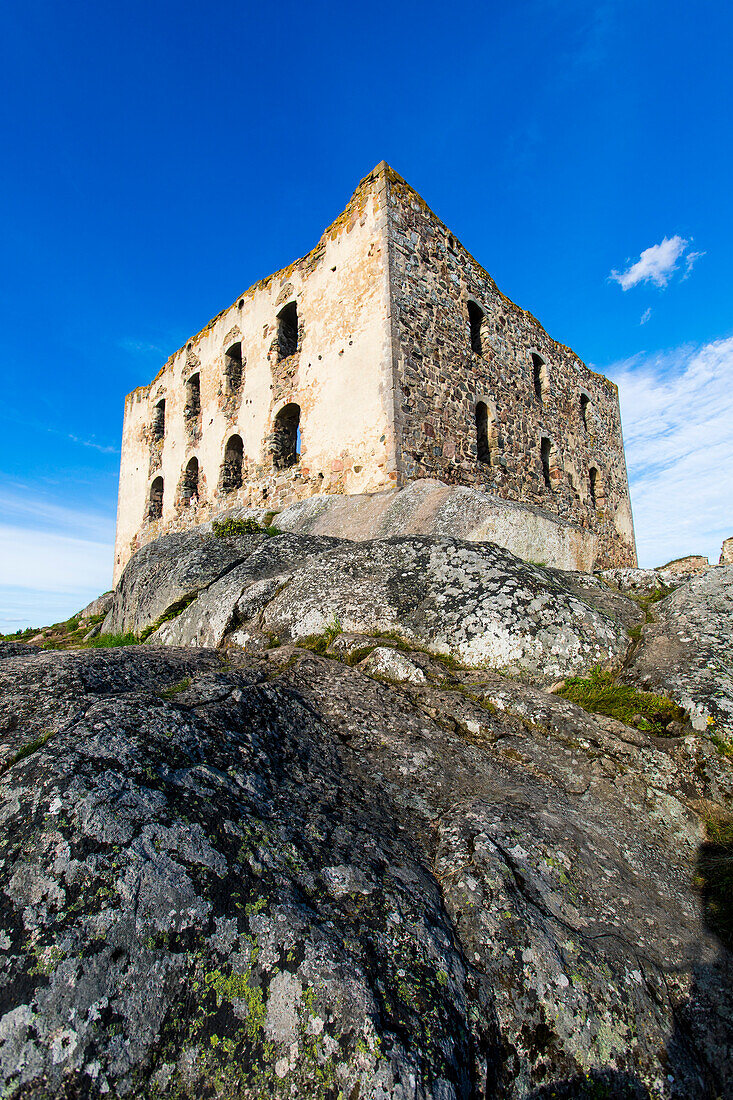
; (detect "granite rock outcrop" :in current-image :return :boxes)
[1,531,731,1099]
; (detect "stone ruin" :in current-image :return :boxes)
[113,162,636,582]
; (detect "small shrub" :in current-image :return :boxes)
[85,632,139,648]
[556,666,684,734]
[212,517,263,538]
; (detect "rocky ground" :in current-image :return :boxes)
[1,526,731,1099]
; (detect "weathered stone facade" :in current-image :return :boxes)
[113,163,636,582]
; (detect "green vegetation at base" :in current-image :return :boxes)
[556,666,684,735]
[0,612,108,651]
[298,617,343,655]
[159,677,192,698]
[212,517,281,539]
[85,632,139,648]
[0,729,55,776]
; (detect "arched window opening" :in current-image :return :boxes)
[182,457,199,504]
[224,343,243,392]
[185,373,201,419]
[271,403,300,469]
[589,467,606,510]
[540,437,552,489]
[531,353,549,402]
[220,435,243,494]
[152,399,165,441]
[580,393,591,430]
[468,301,485,356]
[475,402,491,465]
[148,476,163,520]
[277,302,298,360]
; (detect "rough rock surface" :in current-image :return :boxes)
[658,555,710,576]
[274,479,597,572]
[151,535,342,649]
[600,568,675,597]
[625,565,733,739]
[103,530,266,636]
[113,530,636,684]
[0,635,730,1099]
[258,538,631,681]
[77,592,114,621]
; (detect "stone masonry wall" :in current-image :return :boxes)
[384,169,636,569]
[113,162,637,583]
[113,168,398,582]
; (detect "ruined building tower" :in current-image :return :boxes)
[113,163,636,581]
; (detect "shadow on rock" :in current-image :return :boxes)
[526,1069,651,1098]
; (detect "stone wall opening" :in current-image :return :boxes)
[148,476,163,520]
[541,437,552,488]
[580,393,591,430]
[224,343,243,392]
[152,399,165,441]
[181,457,199,504]
[220,435,243,494]
[468,301,486,357]
[277,302,299,360]
[271,403,300,469]
[475,401,491,465]
[589,466,606,510]
[531,354,549,403]
[185,374,201,419]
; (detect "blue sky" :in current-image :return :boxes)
[1,0,731,630]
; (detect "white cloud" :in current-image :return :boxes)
[610,235,691,290]
[683,249,705,279]
[640,307,652,325]
[605,336,733,568]
[0,489,114,632]
[0,487,115,543]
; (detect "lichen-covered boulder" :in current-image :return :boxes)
[104,529,267,636]
[260,536,631,682]
[626,565,733,740]
[77,591,114,621]
[0,642,730,1098]
[151,535,342,648]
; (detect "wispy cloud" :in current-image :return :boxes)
[0,526,113,632]
[45,427,119,454]
[605,336,733,568]
[0,486,115,542]
[0,486,115,631]
[683,250,705,279]
[640,307,652,326]
[610,235,700,290]
[119,337,168,357]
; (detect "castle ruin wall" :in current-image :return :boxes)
[113,163,637,583]
[114,171,397,582]
[385,171,636,569]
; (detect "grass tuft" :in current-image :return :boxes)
[85,632,139,648]
[1,730,56,776]
[159,676,192,698]
[556,666,684,735]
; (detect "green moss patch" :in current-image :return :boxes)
[556,666,684,735]
[212,517,280,539]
